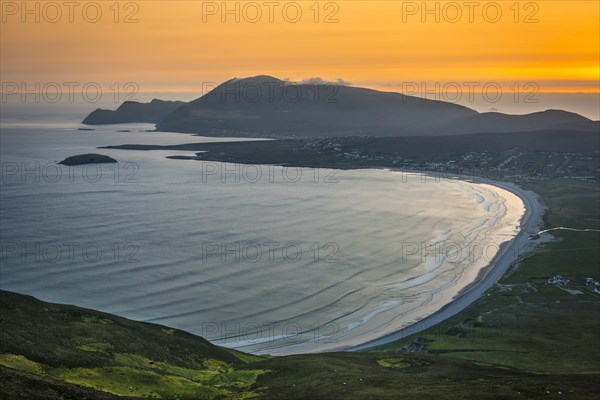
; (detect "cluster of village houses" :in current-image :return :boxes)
[547,275,600,294]
[547,275,568,286]
[584,277,600,294]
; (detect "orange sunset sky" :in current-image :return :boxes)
[1,0,599,94]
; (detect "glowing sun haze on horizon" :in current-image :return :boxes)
[1,1,598,96]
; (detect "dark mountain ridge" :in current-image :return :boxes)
[83,99,185,125]
[83,76,597,137]
[156,75,479,136]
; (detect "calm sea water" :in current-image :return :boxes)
[0,118,522,354]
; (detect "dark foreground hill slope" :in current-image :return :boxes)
[1,290,598,399]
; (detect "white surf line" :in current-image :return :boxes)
[347,179,543,352]
[537,227,600,235]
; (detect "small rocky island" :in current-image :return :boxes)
[58,153,117,166]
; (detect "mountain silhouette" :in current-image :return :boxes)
[83,99,185,124]
[84,76,597,137]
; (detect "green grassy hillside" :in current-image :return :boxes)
[1,287,599,399]
[0,290,268,399]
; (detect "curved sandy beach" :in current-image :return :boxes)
[216,171,545,356]
[202,171,544,356]
[348,177,544,351]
